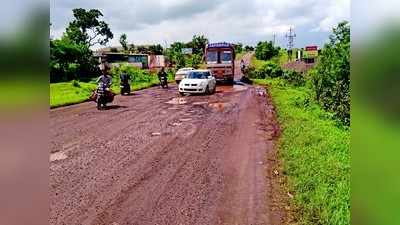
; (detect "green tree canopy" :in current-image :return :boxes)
[255,41,279,60]
[119,33,128,51]
[190,34,208,54]
[65,8,113,47]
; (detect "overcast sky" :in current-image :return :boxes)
[50,0,350,50]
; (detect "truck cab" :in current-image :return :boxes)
[205,42,235,84]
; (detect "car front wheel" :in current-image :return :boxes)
[205,85,211,95]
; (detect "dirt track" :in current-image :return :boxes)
[50,53,282,225]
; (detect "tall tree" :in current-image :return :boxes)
[119,33,128,51]
[191,34,208,55]
[65,8,113,47]
[255,41,279,60]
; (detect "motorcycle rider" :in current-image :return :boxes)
[97,61,112,88]
[240,59,246,73]
[120,72,131,95]
[157,67,168,88]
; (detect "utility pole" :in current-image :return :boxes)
[285,27,296,61]
[272,34,276,47]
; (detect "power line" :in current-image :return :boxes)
[285,27,296,61]
[273,34,276,47]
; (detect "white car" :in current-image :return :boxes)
[179,70,216,96]
[175,67,194,84]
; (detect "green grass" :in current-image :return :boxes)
[251,56,267,70]
[251,49,289,69]
[50,81,97,108]
[50,75,168,108]
[254,78,350,225]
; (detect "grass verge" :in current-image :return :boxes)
[50,76,165,108]
[254,78,350,225]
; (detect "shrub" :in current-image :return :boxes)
[257,61,283,79]
[110,63,154,84]
[310,21,350,125]
[283,70,306,86]
[71,80,80,88]
[255,41,280,60]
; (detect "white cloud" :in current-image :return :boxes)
[50,0,351,49]
[312,0,350,32]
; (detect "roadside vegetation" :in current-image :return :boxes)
[50,65,174,108]
[250,21,350,224]
[50,8,206,108]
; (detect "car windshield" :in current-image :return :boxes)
[221,51,232,63]
[187,71,209,79]
[206,51,218,63]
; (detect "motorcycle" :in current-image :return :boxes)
[94,83,115,110]
[160,76,168,89]
[120,81,131,95]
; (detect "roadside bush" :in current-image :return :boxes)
[310,21,350,125]
[283,70,306,86]
[255,41,280,60]
[253,61,283,79]
[110,63,154,84]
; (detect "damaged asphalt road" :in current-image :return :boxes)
[50,54,282,225]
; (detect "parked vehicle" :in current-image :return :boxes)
[175,67,194,84]
[95,83,114,110]
[160,76,168,89]
[179,70,216,96]
[205,42,235,84]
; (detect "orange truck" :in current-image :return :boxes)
[205,42,235,84]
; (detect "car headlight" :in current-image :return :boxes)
[200,81,207,86]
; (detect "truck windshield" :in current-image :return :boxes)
[221,51,232,63]
[206,51,218,63]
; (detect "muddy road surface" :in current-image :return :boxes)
[50,54,281,225]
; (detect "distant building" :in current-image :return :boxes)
[93,52,165,69]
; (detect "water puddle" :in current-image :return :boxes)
[50,151,68,162]
[209,102,230,112]
[179,118,192,122]
[192,101,208,105]
[216,85,248,93]
[166,97,187,105]
[151,132,162,136]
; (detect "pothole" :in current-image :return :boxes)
[166,97,187,105]
[209,102,230,112]
[216,85,248,93]
[192,101,208,105]
[50,151,68,162]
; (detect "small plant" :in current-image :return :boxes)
[72,80,80,88]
